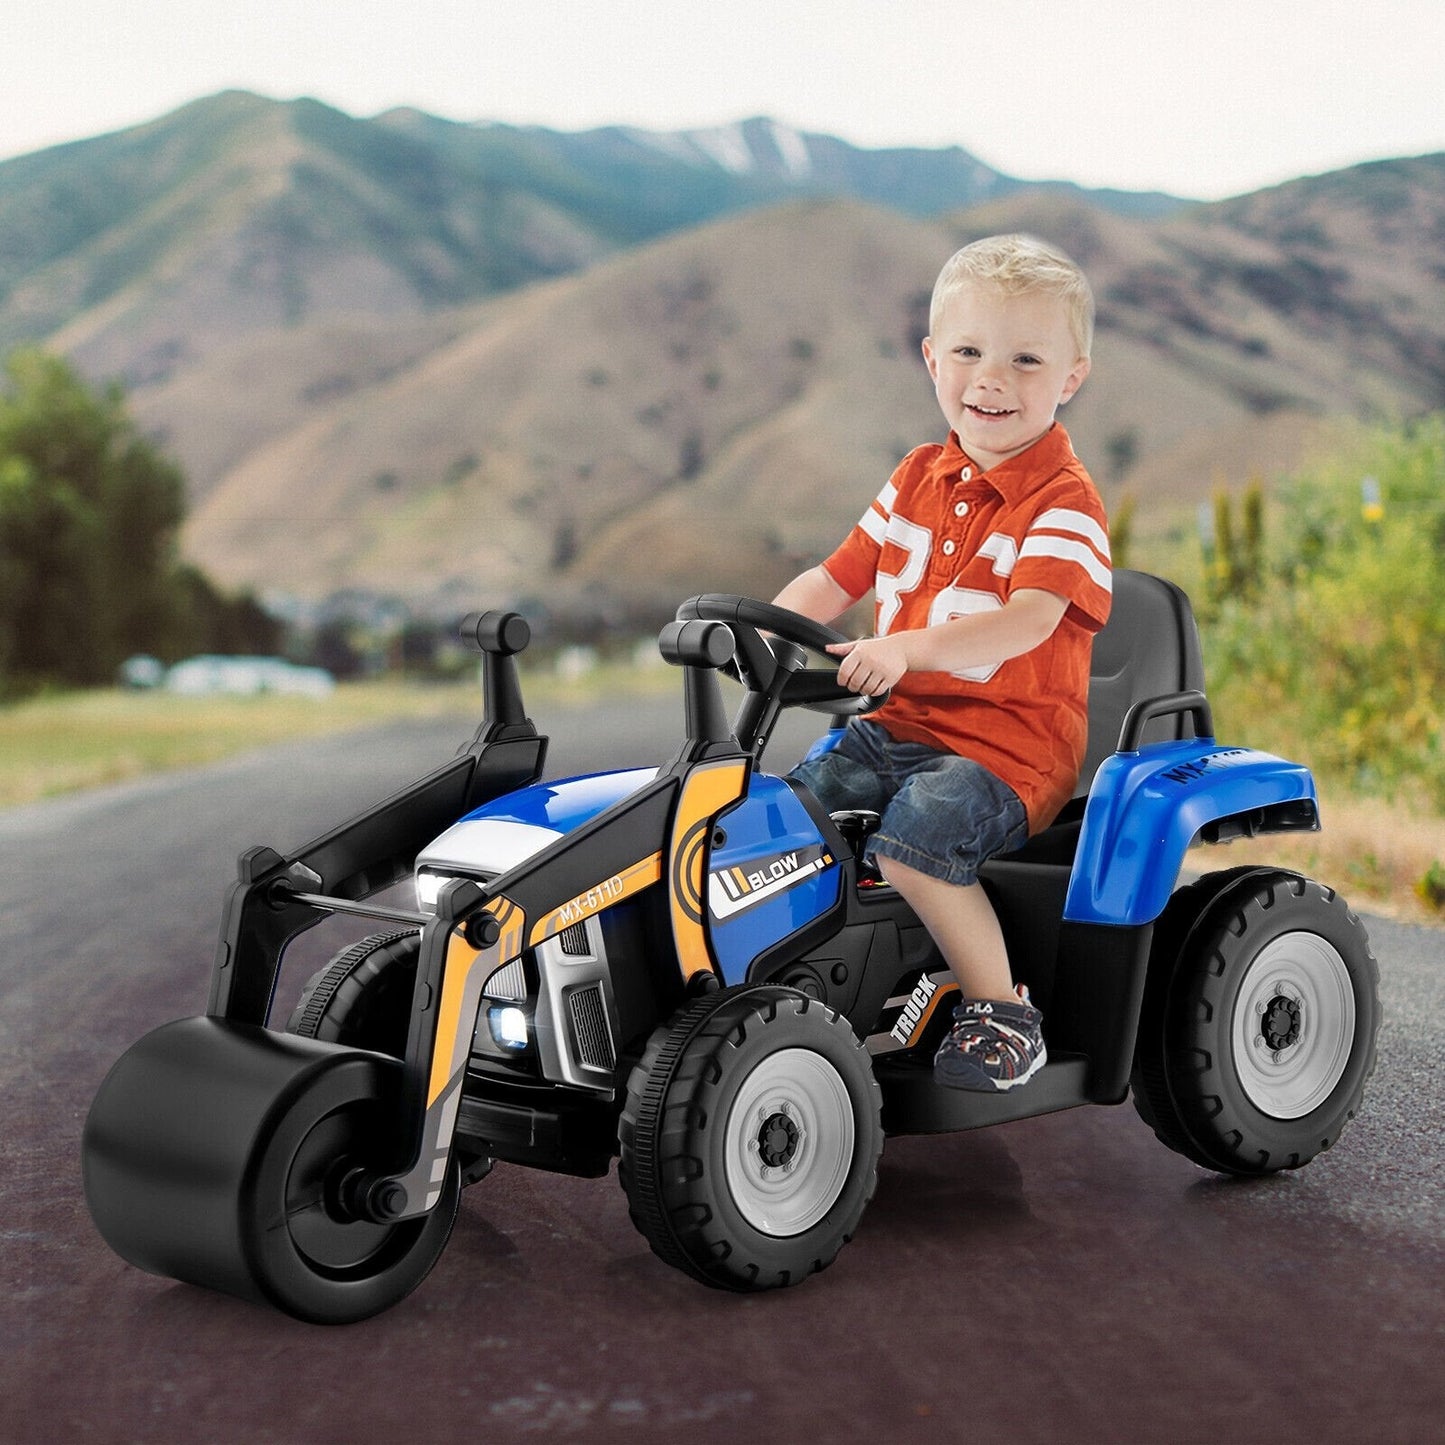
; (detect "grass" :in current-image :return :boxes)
[0,661,673,810]
[0,682,471,807]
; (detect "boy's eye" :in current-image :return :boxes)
[1016,354,1042,367]
[953,346,980,359]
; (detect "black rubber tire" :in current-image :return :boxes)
[1132,869,1380,1176]
[287,929,420,1056]
[286,929,493,1186]
[619,985,883,1290]
[1129,866,1263,1141]
[83,1016,459,1324]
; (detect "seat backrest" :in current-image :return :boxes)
[1078,569,1206,795]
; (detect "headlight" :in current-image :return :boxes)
[415,870,454,911]
[487,1005,530,1052]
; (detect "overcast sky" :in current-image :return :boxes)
[5,0,1442,199]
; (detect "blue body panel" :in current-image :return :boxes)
[801,729,845,765]
[1064,738,1317,927]
[461,766,841,985]
[460,767,658,831]
[707,774,842,985]
[458,733,1315,949]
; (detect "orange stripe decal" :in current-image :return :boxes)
[913,982,959,1037]
[427,896,523,1107]
[528,852,664,947]
[668,758,748,982]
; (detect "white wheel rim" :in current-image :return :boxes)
[1230,931,1356,1120]
[722,1048,855,1237]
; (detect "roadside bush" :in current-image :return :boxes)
[1201,413,1445,807]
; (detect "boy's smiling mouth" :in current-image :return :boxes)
[967,404,1016,418]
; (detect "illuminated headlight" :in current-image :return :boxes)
[415,870,453,911]
[488,1004,530,1052]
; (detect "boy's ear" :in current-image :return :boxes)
[1060,355,1091,404]
[921,335,939,381]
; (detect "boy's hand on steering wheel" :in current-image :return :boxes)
[827,635,908,697]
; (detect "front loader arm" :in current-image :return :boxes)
[207,612,547,1026]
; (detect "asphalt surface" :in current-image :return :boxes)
[4,692,1442,1444]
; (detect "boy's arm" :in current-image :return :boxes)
[771,564,861,627]
[828,588,1068,696]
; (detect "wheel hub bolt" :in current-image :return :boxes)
[1262,993,1303,1051]
[755,1109,801,1169]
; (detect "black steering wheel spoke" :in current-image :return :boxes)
[675,595,887,758]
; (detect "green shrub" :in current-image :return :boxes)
[1417,859,1445,912]
[1199,413,1445,808]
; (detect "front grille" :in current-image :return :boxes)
[557,922,591,956]
[482,958,527,1001]
[566,983,615,1072]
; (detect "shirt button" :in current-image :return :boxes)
[960,467,972,481]
[942,540,957,556]
[954,501,969,517]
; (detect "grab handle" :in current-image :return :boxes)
[1117,690,1214,752]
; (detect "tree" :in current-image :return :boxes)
[0,350,184,689]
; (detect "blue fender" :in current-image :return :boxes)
[1063,738,1318,927]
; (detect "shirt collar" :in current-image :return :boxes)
[937,424,1078,500]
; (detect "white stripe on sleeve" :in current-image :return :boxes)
[1030,508,1111,557]
[1017,536,1113,592]
[856,480,897,544]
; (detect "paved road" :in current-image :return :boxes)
[4,694,1442,1444]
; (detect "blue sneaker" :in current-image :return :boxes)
[934,986,1046,1091]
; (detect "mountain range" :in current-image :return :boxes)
[2,91,1441,623]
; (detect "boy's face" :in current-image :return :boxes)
[922,282,1090,472]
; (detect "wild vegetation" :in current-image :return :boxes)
[0,350,278,696]
[1192,412,1444,810]
[1151,412,1445,917]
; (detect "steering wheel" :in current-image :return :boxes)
[675,594,889,718]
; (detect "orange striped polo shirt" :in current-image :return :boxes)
[822,424,1112,832]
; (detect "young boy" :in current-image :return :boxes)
[774,234,1112,1092]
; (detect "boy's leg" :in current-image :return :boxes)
[874,856,1013,1001]
[866,757,1044,1090]
[788,721,892,816]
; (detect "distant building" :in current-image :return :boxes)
[163,656,334,698]
[118,655,166,690]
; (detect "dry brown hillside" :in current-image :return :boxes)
[179,201,957,619]
[6,92,1436,625]
[176,157,1445,620]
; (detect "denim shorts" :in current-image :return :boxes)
[789,718,1028,887]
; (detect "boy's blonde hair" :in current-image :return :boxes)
[930,234,1094,359]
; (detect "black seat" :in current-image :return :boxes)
[1078,569,1206,796]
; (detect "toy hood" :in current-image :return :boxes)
[417,767,658,878]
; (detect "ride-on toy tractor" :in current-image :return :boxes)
[83,572,1380,1324]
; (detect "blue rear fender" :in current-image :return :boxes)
[1063,738,1318,927]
